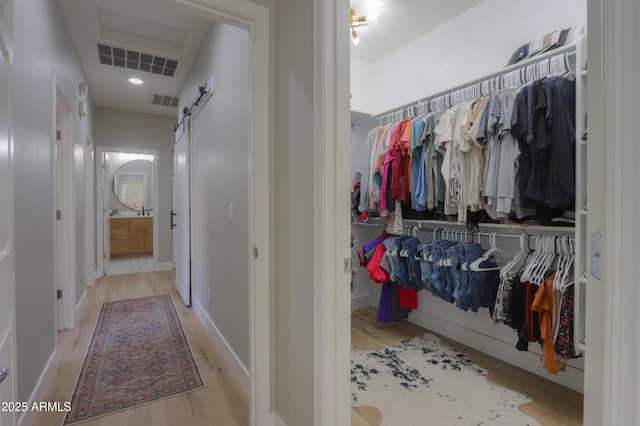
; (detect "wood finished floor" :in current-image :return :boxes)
[351,307,584,426]
[31,272,582,426]
[33,271,249,426]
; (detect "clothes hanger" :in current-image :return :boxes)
[500,234,529,279]
[557,237,575,290]
[470,233,503,272]
[552,236,567,289]
[524,235,547,284]
[528,236,551,285]
[532,236,557,285]
[520,235,543,282]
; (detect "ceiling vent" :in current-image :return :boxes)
[97,43,178,77]
[151,94,179,108]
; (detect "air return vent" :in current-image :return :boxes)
[97,43,178,77]
[151,94,179,108]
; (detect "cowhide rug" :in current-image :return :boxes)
[352,334,540,426]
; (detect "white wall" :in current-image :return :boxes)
[179,21,251,370]
[350,57,374,114]
[94,108,175,264]
[12,0,94,401]
[272,0,315,423]
[351,0,587,116]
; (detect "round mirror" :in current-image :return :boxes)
[113,159,153,211]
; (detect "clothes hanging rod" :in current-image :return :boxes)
[352,41,580,128]
[408,225,575,243]
[359,218,576,234]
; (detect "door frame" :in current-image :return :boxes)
[311,0,352,425]
[585,0,640,424]
[172,1,271,424]
[53,79,76,332]
[317,1,640,426]
[84,134,95,289]
[95,146,159,276]
[0,0,16,422]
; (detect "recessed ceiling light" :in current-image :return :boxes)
[129,77,143,85]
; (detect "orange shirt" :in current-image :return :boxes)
[531,275,557,374]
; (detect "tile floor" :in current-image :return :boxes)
[107,256,154,275]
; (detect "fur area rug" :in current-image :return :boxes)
[352,334,539,426]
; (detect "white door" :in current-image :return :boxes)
[174,121,191,306]
[0,0,16,423]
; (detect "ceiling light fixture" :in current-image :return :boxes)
[129,77,143,85]
[350,8,367,45]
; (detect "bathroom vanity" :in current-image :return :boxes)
[110,217,153,258]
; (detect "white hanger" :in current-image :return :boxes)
[500,234,529,279]
[528,236,550,285]
[532,236,558,285]
[520,235,542,282]
[555,237,575,290]
[470,233,503,272]
[552,236,568,289]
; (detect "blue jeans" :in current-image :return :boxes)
[392,236,411,289]
[383,239,397,282]
[419,241,434,294]
[447,244,466,310]
[403,237,422,290]
[430,240,456,302]
[463,243,500,314]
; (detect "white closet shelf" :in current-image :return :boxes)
[351,221,386,228]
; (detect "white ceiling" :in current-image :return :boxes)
[350,0,483,63]
[57,0,483,117]
[59,0,212,117]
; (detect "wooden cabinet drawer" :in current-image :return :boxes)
[110,240,130,254]
[130,218,153,226]
[110,218,129,228]
[110,227,129,241]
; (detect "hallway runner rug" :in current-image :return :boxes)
[64,295,204,424]
[352,334,540,426]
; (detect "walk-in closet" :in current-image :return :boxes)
[349,0,588,424]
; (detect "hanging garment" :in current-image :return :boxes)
[366,243,390,284]
[554,285,582,359]
[397,285,418,310]
[531,275,558,374]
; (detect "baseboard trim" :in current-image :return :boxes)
[192,297,250,395]
[407,309,585,393]
[93,269,102,280]
[19,350,57,426]
[76,289,87,319]
[155,261,173,272]
[350,294,371,311]
[274,413,287,426]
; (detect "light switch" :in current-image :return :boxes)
[228,203,234,221]
[591,231,602,280]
